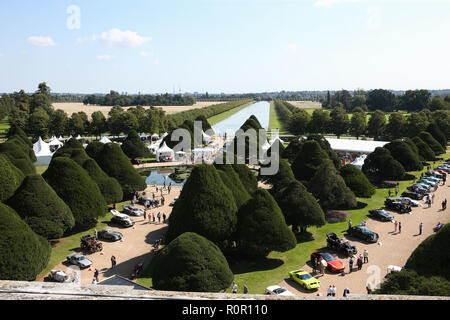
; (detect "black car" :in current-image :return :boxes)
[347,226,379,243]
[98,228,123,241]
[401,191,424,201]
[384,201,412,214]
[407,185,429,195]
[369,209,394,222]
[326,232,357,257]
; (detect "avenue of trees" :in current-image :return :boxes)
[83,91,196,107]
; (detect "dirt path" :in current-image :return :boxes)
[279,180,450,297]
[49,185,182,285]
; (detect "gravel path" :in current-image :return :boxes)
[279,179,450,297]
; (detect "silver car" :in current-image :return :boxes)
[66,254,93,269]
[123,205,145,216]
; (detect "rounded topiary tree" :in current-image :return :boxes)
[291,140,329,182]
[94,143,147,198]
[282,139,303,164]
[8,135,37,163]
[306,135,342,170]
[166,164,238,244]
[0,141,36,175]
[53,138,84,159]
[412,137,436,161]
[309,160,357,211]
[340,164,376,198]
[215,164,251,209]
[362,147,406,181]
[234,188,296,257]
[418,131,445,155]
[43,157,106,231]
[277,180,325,233]
[264,158,296,198]
[85,141,105,159]
[384,140,423,172]
[152,232,234,292]
[0,153,25,202]
[7,124,31,147]
[231,163,258,195]
[121,130,152,160]
[7,174,75,239]
[426,122,447,149]
[0,203,51,281]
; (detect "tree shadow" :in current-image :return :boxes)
[101,251,158,281]
[294,231,314,244]
[228,257,284,275]
[144,226,168,245]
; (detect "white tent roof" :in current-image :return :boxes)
[326,138,389,154]
[48,136,63,146]
[33,137,53,157]
[58,135,65,141]
[140,133,148,138]
[99,136,112,144]
[157,142,174,153]
[156,142,175,161]
[261,141,271,151]
[76,134,82,140]
[269,136,284,145]
[151,133,159,139]
[351,154,367,169]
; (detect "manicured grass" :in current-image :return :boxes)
[36,201,129,280]
[207,101,254,126]
[268,101,288,132]
[36,166,48,175]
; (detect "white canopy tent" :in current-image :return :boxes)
[261,141,271,152]
[151,133,160,140]
[99,136,112,144]
[326,138,389,154]
[76,134,82,140]
[58,135,65,142]
[202,131,211,143]
[33,137,53,157]
[351,154,367,170]
[156,142,175,162]
[140,133,148,140]
[48,136,64,151]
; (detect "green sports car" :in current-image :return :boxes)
[289,270,321,290]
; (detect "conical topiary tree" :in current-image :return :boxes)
[291,140,329,182]
[0,141,36,175]
[7,174,75,239]
[93,143,147,198]
[362,147,406,181]
[215,164,251,209]
[0,153,25,202]
[53,137,84,159]
[152,232,234,292]
[234,188,296,257]
[43,157,106,231]
[340,164,376,198]
[277,180,325,233]
[231,163,258,195]
[264,158,296,198]
[0,203,51,281]
[82,159,123,204]
[8,135,37,163]
[121,130,152,159]
[418,131,445,155]
[7,124,31,147]
[309,160,357,211]
[282,139,303,163]
[85,141,105,159]
[412,137,436,161]
[166,164,238,244]
[426,122,447,150]
[384,140,423,172]
[306,135,342,170]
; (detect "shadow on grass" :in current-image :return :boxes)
[227,257,284,275]
[294,231,314,244]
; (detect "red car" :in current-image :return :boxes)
[310,252,345,273]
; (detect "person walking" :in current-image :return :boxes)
[419,222,423,235]
[395,185,399,196]
[312,257,317,274]
[157,212,161,223]
[152,212,155,223]
[143,209,147,220]
[432,194,435,204]
[349,257,354,273]
[348,219,352,230]
[398,221,402,233]
[94,229,98,240]
[320,258,327,275]
[357,256,363,270]
[332,285,336,297]
[444,199,447,210]
[232,282,238,294]
[94,269,99,282]
[327,286,332,297]
[243,285,249,294]
[394,220,398,233]
[111,256,116,269]
[388,189,391,197]
[363,249,369,263]
[343,288,350,297]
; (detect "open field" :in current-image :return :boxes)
[268,101,289,132]
[287,101,322,110]
[53,101,226,119]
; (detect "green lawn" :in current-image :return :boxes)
[207,101,254,126]
[36,166,48,175]
[268,101,289,133]
[136,152,450,293]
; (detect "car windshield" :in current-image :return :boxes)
[358,226,369,232]
[320,253,335,261]
[379,210,388,215]
[273,288,287,294]
[299,273,313,280]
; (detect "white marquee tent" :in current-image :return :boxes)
[326,138,389,154]
[33,137,53,157]
[99,136,112,144]
[156,142,175,162]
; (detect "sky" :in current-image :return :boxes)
[0,0,449,94]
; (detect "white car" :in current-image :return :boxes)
[265,285,295,296]
[397,197,420,207]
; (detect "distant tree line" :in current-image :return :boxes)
[83,90,196,107]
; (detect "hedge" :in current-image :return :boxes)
[0,153,25,202]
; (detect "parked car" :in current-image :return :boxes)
[288,270,321,290]
[310,252,345,272]
[396,197,420,207]
[407,184,429,195]
[98,228,123,241]
[384,201,412,213]
[417,179,438,188]
[369,209,394,222]
[48,270,69,283]
[423,175,442,182]
[66,254,93,269]
[401,191,424,201]
[138,197,158,206]
[347,226,379,243]
[326,232,357,257]
[111,214,135,227]
[123,205,145,216]
[265,285,296,296]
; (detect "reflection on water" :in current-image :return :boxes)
[144,167,188,186]
[212,101,270,136]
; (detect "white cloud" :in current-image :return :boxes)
[287,43,298,53]
[367,6,381,30]
[96,54,114,61]
[99,29,151,47]
[27,36,57,47]
[153,58,159,65]
[139,51,154,57]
